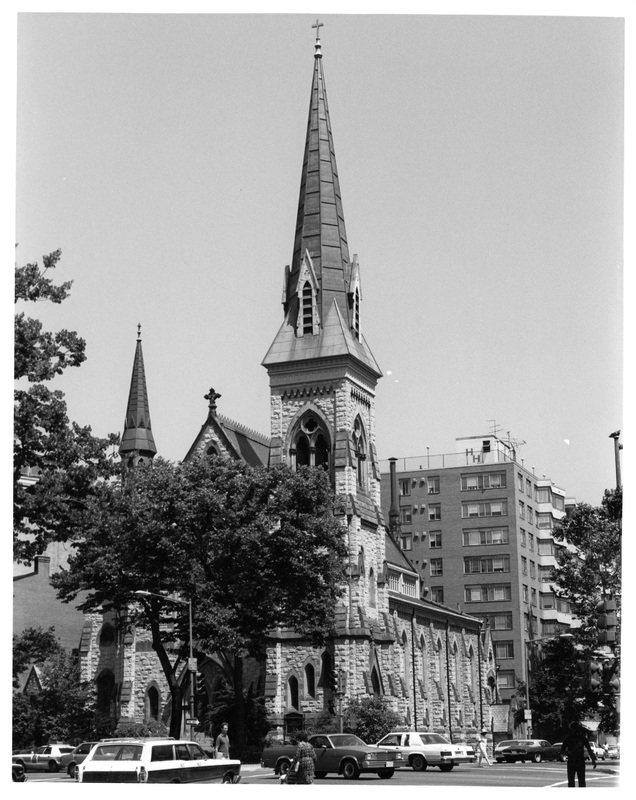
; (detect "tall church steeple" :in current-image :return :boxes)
[119,324,157,467]
[263,26,381,379]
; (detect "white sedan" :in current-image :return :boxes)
[375,731,475,772]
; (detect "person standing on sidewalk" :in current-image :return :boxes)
[215,722,230,759]
[561,721,597,787]
[477,730,493,766]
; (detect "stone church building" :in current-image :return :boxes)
[72,32,498,743]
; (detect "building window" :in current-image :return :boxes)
[461,471,506,490]
[484,613,513,630]
[288,676,299,709]
[497,670,516,689]
[428,476,440,494]
[521,556,527,575]
[462,526,509,546]
[305,664,316,698]
[464,584,511,602]
[553,494,565,511]
[526,478,532,497]
[301,282,314,334]
[388,571,400,592]
[531,588,537,606]
[352,416,368,490]
[462,500,507,518]
[495,641,514,659]
[535,487,549,503]
[428,504,441,521]
[400,534,412,551]
[537,540,554,556]
[463,556,510,574]
[520,528,526,547]
[400,506,412,524]
[403,576,417,597]
[537,513,553,529]
[290,414,330,471]
[527,506,534,525]
[530,560,536,579]
[540,592,555,610]
[430,558,443,577]
[369,569,377,608]
[519,501,525,519]
[518,472,524,491]
[429,531,442,548]
[431,586,444,603]
[145,686,160,721]
[529,533,534,552]
[539,565,554,583]
[399,479,410,497]
[522,584,528,603]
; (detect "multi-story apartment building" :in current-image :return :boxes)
[380,434,575,708]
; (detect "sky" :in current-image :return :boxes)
[10,5,627,506]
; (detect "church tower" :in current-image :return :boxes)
[119,325,157,468]
[262,26,393,720]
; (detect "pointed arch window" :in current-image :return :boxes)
[290,414,331,472]
[371,666,382,696]
[352,416,368,490]
[304,664,316,699]
[352,288,360,338]
[369,568,377,608]
[288,676,299,710]
[146,686,160,721]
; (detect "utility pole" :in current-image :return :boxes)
[609,431,622,489]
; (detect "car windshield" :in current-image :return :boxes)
[328,735,365,747]
[499,741,520,747]
[418,733,450,745]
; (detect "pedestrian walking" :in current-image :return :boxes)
[292,731,317,784]
[560,721,597,787]
[215,722,231,759]
[476,729,492,766]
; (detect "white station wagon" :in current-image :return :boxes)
[375,731,475,772]
[78,738,241,784]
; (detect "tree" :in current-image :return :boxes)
[342,696,403,744]
[14,249,118,563]
[13,626,60,688]
[552,488,621,630]
[12,628,115,747]
[53,456,348,749]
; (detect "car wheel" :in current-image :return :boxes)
[222,773,235,784]
[278,759,291,775]
[342,760,360,780]
[411,754,427,772]
[15,761,26,773]
[377,769,394,779]
[67,763,76,777]
[315,771,327,779]
[532,754,542,763]
[496,758,504,764]
[439,764,454,772]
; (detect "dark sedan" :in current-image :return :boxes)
[12,762,27,782]
[494,739,562,763]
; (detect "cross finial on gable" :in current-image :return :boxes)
[205,388,222,414]
[312,19,323,57]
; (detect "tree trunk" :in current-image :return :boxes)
[233,655,245,759]
[147,611,184,739]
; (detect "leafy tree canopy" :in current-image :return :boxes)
[343,696,403,744]
[12,626,60,688]
[14,250,118,563]
[53,456,348,740]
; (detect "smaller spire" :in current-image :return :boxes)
[137,322,141,341]
[312,18,323,58]
[119,326,157,463]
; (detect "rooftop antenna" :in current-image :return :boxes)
[488,419,502,437]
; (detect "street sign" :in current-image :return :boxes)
[188,658,197,672]
[524,710,532,721]
[185,718,198,725]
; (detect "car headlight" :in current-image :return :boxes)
[365,753,374,761]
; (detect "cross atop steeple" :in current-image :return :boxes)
[205,388,222,414]
[312,18,323,57]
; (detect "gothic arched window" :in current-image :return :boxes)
[352,416,368,490]
[96,670,115,716]
[288,676,299,710]
[290,414,331,472]
[369,568,377,608]
[146,686,159,721]
[304,664,316,698]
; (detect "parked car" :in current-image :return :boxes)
[59,742,98,778]
[494,739,562,763]
[12,744,75,773]
[261,733,400,779]
[12,762,27,782]
[606,744,619,760]
[375,731,475,772]
[78,738,241,784]
[553,741,605,762]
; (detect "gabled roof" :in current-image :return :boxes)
[385,530,419,574]
[119,329,156,457]
[184,408,270,468]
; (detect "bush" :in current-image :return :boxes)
[343,697,403,744]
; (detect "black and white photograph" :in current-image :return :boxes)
[10,3,627,791]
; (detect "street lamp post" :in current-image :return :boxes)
[524,633,573,737]
[134,590,196,730]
